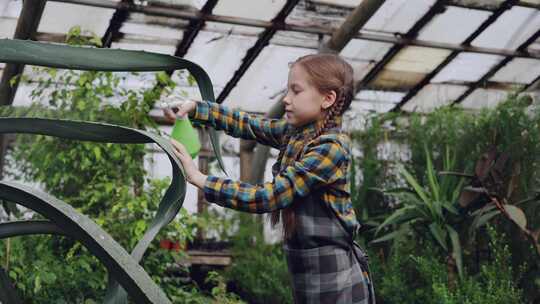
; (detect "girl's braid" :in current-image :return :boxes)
[307,88,347,145]
[281,89,348,239]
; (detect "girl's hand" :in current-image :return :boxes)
[162,99,198,123]
[170,138,207,188]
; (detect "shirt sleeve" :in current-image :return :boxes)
[202,137,348,213]
[190,101,287,149]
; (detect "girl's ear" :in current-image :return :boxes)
[321,90,337,110]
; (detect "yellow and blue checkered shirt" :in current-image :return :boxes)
[190,101,359,233]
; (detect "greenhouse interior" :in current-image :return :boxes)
[0,0,540,303]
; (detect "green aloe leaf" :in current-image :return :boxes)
[0,117,182,303]
[0,38,226,174]
[0,39,230,303]
[0,182,171,304]
[398,165,433,215]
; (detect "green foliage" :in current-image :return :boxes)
[374,227,524,304]
[431,226,524,304]
[374,240,447,304]
[219,212,292,304]
[374,146,465,277]
[352,93,540,302]
[225,241,292,304]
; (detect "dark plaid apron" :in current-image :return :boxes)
[282,190,375,304]
[274,130,375,304]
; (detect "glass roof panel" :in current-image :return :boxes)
[120,22,184,41]
[314,0,358,7]
[402,84,468,112]
[111,41,177,54]
[127,12,190,30]
[270,31,319,50]
[286,1,351,29]
[384,46,451,73]
[519,0,540,6]
[340,40,393,62]
[147,0,204,10]
[350,99,398,113]
[341,40,394,84]
[355,90,405,103]
[1,0,21,18]
[459,88,509,109]
[213,0,288,21]
[363,0,436,35]
[528,37,540,53]
[184,27,261,95]
[432,52,504,83]
[417,6,491,44]
[472,6,540,50]
[226,45,316,113]
[0,18,17,39]
[490,58,540,84]
[39,2,116,37]
[372,46,451,90]
[449,0,504,10]
[0,0,20,39]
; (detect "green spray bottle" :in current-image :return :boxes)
[160,101,201,158]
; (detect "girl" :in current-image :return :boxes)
[164,54,375,304]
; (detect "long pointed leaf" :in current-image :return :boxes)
[447,226,463,278]
[473,209,500,230]
[0,182,171,304]
[425,146,440,203]
[0,38,226,174]
[504,205,527,231]
[399,165,433,218]
[429,222,448,251]
[376,205,417,235]
[371,228,408,244]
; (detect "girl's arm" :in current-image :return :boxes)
[165,100,287,149]
[171,136,348,213]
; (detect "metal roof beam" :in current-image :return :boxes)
[452,27,540,105]
[215,0,300,104]
[353,0,448,97]
[47,0,540,59]
[0,0,46,179]
[0,1,46,106]
[173,0,219,59]
[101,0,133,48]
[393,0,519,111]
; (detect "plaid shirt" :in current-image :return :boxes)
[191,101,359,232]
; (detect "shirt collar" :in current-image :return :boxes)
[293,116,343,139]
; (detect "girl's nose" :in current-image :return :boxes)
[283,94,291,105]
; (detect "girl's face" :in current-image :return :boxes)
[283,64,336,127]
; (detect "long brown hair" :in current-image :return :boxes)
[271,53,355,239]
